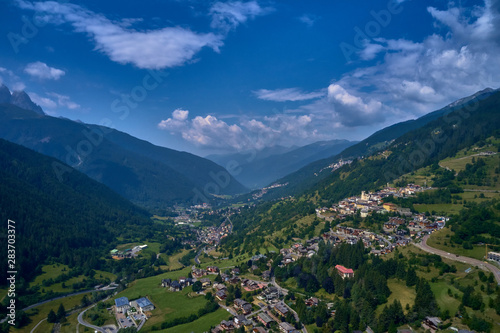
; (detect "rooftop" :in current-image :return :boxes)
[115,296,129,307]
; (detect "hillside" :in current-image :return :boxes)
[222,90,500,254]
[0,102,246,209]
[256,88,498,200]
[0,139,153,287]
[207,139,356,189]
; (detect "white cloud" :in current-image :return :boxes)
[28,92,57,109]
[210,1,273,32]
[254,88,325,102]
[47,92,80,109]
[24,62,65,80]
[319,0,500,128]
[17,1,223,69]
[298,14,318,27]
[28,91,80,110]
[158,109,323,150]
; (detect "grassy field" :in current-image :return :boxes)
[163,308,231,333]
[29,264,116,295]
[427,227,487,260]
[14,292,93,333]
[160,249,191,270]
[112,268,211,332]
[377,279,416,315]
[413,203,464,215]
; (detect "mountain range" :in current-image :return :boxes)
[0,85,247,209]
[253,87,499,200]
[206,139,356,189]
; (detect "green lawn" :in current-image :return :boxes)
[430,280,461,315]
[413,203,464,215]
[377,279,416,315]
[163,308,231,333]
[427,228,487,260]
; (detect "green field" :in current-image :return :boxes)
[29,264,116,295]
[163,308,231,333]
[377,279,416,315]
[414,203,464,215]
[14,292,93,333]
[113,268,211,332]
[427,228,487,260]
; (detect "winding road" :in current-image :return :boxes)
[415,234,500,284]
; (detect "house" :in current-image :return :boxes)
[115,297,130,313]
[133,297,154,313]
[200,277,211,288]
[335,265,354,279]
[220,320,235,330]
[234,314,247,328]
[253,328,267,333]
[279,322,296,333]
[229,276,241,285]
[383,203,397,212]
[216,290,227,301]
[242,303,252,314]
[423,317,442,331]
[257,312,274,327]
[231,268,241,275]
[161,278,172,288]
[305,297,319,307]
[170,280,181,292]
[488,251,500,263]
[262,270,271,280]
[274,302,289,317]
[207,266,219,273]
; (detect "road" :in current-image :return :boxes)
[416,234,500,284]
[77,303,105,333]
[194,246,205,265]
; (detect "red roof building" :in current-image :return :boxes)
[335,265,354,279]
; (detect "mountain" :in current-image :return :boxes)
[256,88,499,200]
[206,139,356,189]
[0,84,44,114]
[0,92,247,208]
[221,89,500,256]
[0,138,153,285]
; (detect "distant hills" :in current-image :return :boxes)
[256,88,499,200]
[207,139,356,189]
[0,138,153,284]
[0,86,247,208]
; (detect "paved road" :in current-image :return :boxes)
[77,303,105,333]
[416,234,500,284]
[194,246,205,265]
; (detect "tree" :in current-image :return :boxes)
[47,309,57,323]
[215,273,222,283]
[406,267,418,287]
[57,303,66,321]
[192,281,202,292]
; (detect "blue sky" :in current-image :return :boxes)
[0,0,499,155]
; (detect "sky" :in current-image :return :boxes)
[0,0,499,156]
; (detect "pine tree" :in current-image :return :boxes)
[47,309,57,323]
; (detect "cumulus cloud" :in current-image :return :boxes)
[254,88,325,102]
[24,62,65,80]
[210,1,273,32]
[17,1,223,69]
[158,109,323,150]
[28,91,80,110]
[316,0,500,128]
